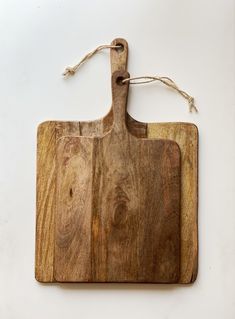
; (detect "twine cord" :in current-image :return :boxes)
[122,76,198,113]
[63,44,122,76]
[63,43,198,113]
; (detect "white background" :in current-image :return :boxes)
[0,0,235,318]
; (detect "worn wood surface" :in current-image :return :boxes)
[54,71,181,283]
[35,37,198,284]
[148,123,198,283]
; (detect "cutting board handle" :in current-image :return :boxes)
[110,38,128,73]
[112,70,130,133]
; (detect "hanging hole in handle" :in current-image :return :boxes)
[115,43,124,53]
[116,76,126,85]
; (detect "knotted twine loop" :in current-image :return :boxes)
[63,43,198,113]
[122,76,198,113]
[63,44,122,76]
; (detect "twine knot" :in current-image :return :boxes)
[188,97,198,113]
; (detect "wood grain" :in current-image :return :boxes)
[54,71,181,283]
[35,37,198,283]
[36,119,198,283]
[148,123,198,283]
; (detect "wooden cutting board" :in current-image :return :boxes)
[54,71,181,283]
[35,38,198,284]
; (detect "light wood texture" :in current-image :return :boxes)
[35,37,198,283]
[54,71,181,283]
[36,119,198,284]
[148,123,198,283]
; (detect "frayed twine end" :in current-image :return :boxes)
[62,67,76,77]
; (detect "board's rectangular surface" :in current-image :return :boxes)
[54,103,181,283]
[36,119,198,283]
